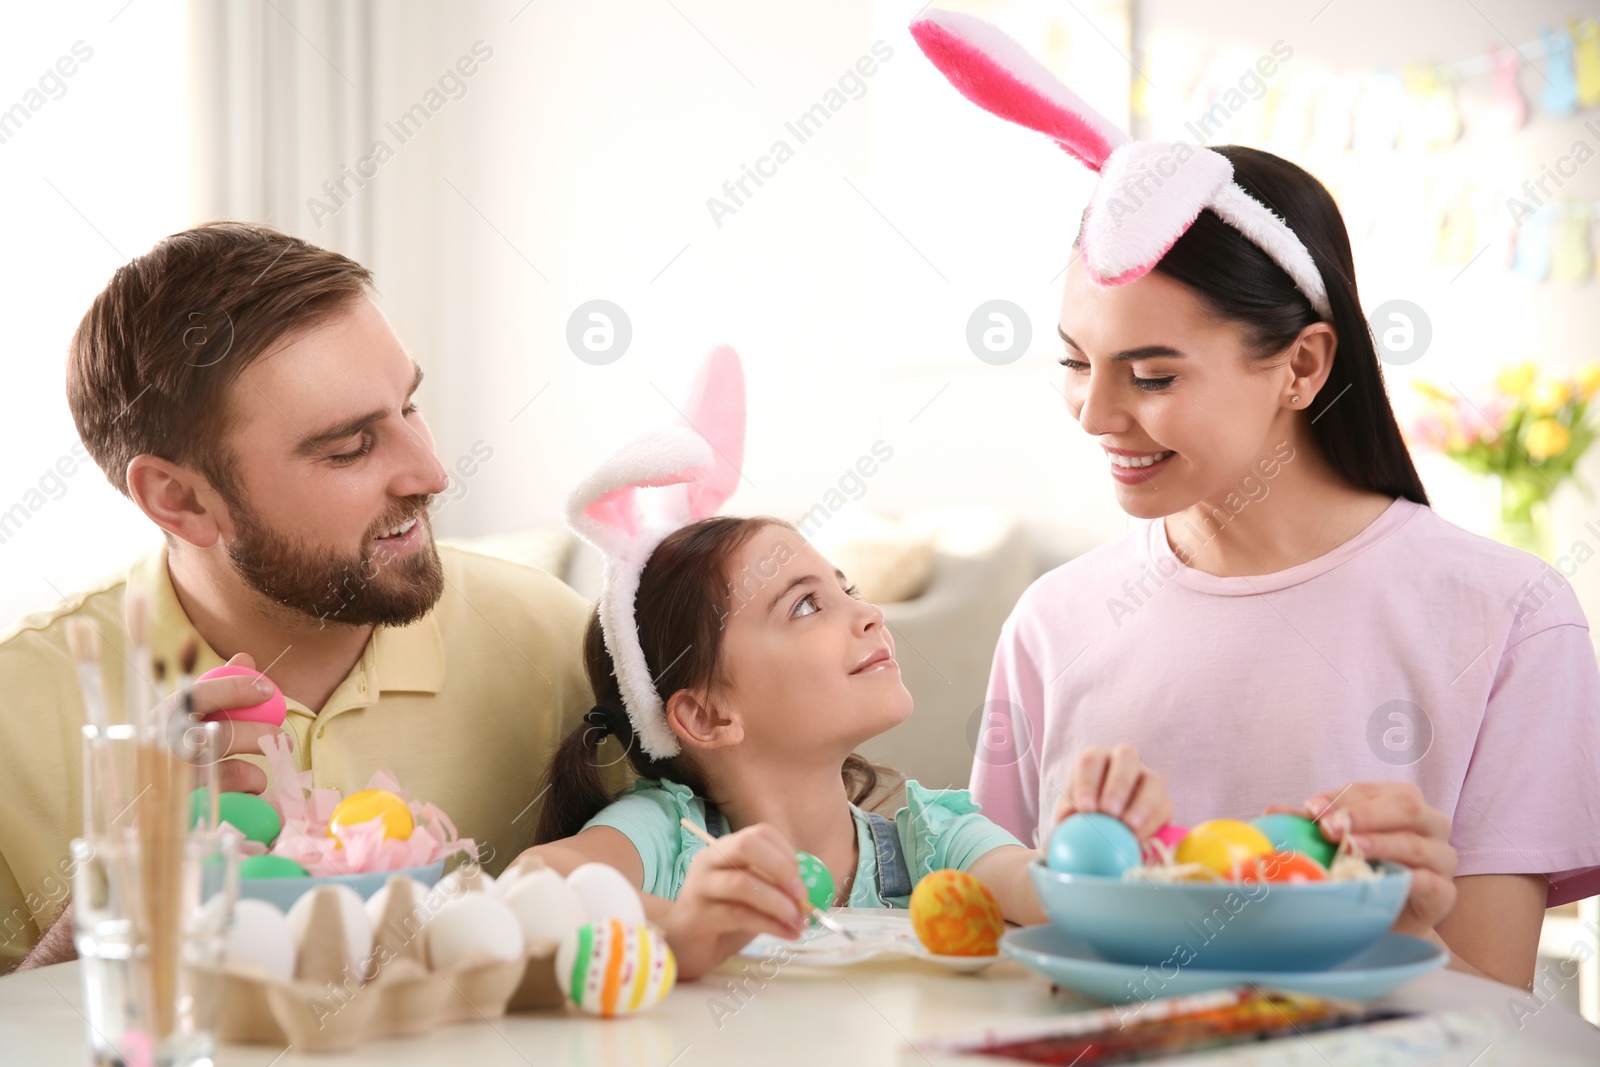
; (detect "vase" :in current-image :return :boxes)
[1495,474,1556,560]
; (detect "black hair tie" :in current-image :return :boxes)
[584,704,626,740]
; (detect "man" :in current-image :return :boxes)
[1,222,605,971]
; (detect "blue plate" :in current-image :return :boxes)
[236,860,445,912]
[1029,858,1411,971]
[1002,925,1448,1004]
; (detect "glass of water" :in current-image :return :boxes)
[75,719,239,1066]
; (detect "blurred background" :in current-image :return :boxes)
[3,0,1599,1009]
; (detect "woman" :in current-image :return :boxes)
[911,9,1600,990]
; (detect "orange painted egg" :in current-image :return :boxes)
[909,869,1005,957]
[1240,850,1328,883]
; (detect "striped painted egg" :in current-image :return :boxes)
[555,920,677,1017]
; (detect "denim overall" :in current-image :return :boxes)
[705,805,912,904]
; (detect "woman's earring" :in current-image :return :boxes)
[1290,394,1301,405]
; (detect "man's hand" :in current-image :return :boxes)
[168,653,288,794]
[13,901,74,972]
[1052,744,1172,839]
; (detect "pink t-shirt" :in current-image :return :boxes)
[974,498,1600,907]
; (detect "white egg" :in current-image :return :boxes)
[286,884,372,970]
[489,864,522,899]
[224,898,295,981]
[364,876,433,941]
[432,866,494,902]
[567,863,646,925]
[425,893,524,970]
[502,868,587,946]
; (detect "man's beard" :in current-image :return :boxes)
[224,495,445,628]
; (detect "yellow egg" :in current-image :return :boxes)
[909,869,1005,957]
[328,788,414,843]
[1175,819,1273,879]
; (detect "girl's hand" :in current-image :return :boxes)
[659,824,811,980]
[1052,744,1172,839]
[1273,781,1458,937]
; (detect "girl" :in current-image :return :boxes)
[521,514,1170,979]
[911,10,1600,991]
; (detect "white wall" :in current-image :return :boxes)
[6,0,1600,628]
[0,3,187,624]
[390,0,1136,566]
[1133,0,1600,623]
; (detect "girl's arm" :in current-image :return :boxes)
[512,824,808,981]
[968,845,1048,925]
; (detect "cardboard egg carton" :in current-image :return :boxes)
[206,863,566,1052]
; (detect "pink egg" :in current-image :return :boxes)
[1142,822,1190,863]
[1153,823,1189,849]
[196,664,287,726]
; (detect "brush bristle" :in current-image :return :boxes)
[67,618,100,663]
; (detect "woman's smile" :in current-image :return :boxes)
[1105,445,1177,483]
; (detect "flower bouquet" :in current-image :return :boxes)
[1406,362,1600,558]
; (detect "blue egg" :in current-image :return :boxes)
[1047,813,1142,876]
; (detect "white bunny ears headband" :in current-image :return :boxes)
[566,346,746,761]
[909,9,1332,320]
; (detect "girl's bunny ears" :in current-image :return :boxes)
[566,345,746,761]
[909,9,1332,320]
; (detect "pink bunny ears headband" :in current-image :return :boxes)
[566,346,746,761]
[909,9,1332,320]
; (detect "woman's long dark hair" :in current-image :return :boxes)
[535,516,894,845]
[1149,145,1428,506]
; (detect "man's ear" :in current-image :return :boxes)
[125,454,227,549]
[664,688,743,751]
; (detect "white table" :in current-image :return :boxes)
[4,956,1597,1065]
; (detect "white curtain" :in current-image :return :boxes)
[189,0,379,268]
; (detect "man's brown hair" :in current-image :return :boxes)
[67,220,373,502]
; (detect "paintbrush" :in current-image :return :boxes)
[68,618,116,842]
[125,591,184,1041]
[67,619,109,733]
[678,817,855,941]
[123,589,152,730]
[175,637,215,829]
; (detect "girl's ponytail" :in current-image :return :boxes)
[535,613,640,845]
[534,709,621,845]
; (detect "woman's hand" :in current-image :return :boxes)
[1052,744,1171,839]
[659,824,810,980]
[1275,781,1458,937]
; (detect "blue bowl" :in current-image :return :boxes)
[237,860,446,912]
[1028,858,1410,972]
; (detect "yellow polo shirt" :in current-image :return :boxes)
[0,543,619,971]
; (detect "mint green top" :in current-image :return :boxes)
[582,777,1025,908]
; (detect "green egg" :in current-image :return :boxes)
[1251,813,1336,868]
[197,791,282,847]
[238,854,308,880]
[796,851,835,911]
